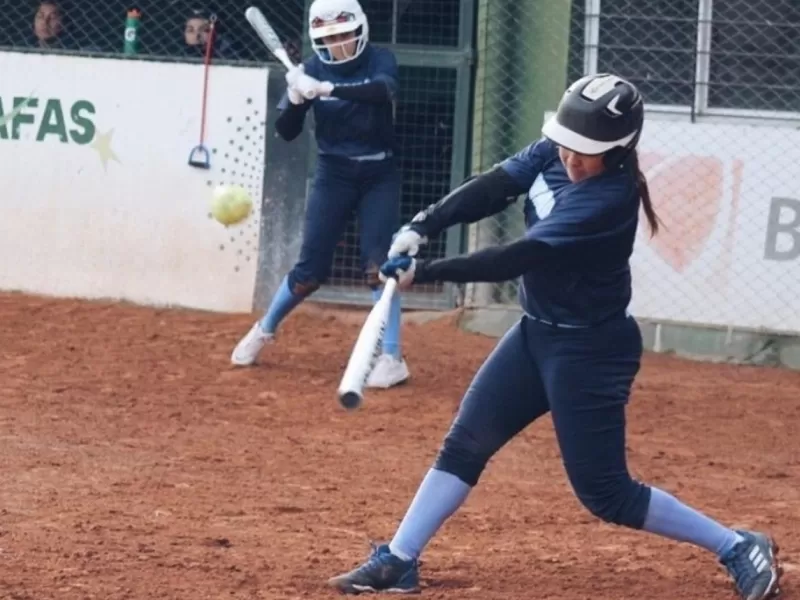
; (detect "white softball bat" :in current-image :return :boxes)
[244,6,316,99]
[337,277,398,410]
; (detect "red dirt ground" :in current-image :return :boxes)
[0,291,798,600]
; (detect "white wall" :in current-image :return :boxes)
[633,119,800,333]
[0,52,269,313]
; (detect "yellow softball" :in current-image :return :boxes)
[209,184,253,226]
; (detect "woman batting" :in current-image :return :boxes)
[326,74,782,599]
[231,0,409,389]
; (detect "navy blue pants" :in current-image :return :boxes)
[288,154,401,294]
[435,314,652,529]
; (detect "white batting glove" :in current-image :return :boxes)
[317,81,335,97]
[285,65,306,105]
[293,73,323,100]
[285,64,304,87]
[388,225,428,259]
[287,87,304,105]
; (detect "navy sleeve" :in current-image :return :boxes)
[370,48,399,100]
[406,167,527,238]
[330,81,391,104]
[324,48,397,104]
[414,236,553,283]
[499,137,558,190]
[274,95,312,141]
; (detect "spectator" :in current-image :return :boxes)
[31,0,70,49]
[179,8,236,59]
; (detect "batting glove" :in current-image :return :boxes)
[285,66,306,105]
[379,255,416,289]
[388,225,428,259]
[287,87,304,105]
[294,73,323,100]
[285,64,305,87]
[317,81,335,97]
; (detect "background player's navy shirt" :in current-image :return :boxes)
[278,45,398,159]
[499,137,640,327]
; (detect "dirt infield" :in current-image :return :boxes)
[1,291,798,600]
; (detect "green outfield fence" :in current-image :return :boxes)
[4,1,800,327]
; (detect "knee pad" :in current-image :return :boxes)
[286,273,321,298]
[571,474,651,529]
[364,262,381,290]
[433,423,491,487]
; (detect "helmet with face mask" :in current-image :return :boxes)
[308,0,369,65]
[542,73,644,168]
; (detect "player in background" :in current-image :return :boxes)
[231,0,410,389]
[326,74,782,600]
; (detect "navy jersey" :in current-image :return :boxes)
[278,45,398,159]
[499,137,639,326]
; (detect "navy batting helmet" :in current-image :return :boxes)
[542,73,644,167]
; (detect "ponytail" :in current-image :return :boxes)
[631,150,661,237]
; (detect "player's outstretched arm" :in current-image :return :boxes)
[381,234,552,287]
[415,235,551,283]
[318,47,398,105]
[323,80,393,104]
[404,137,555,241]
[409,167,527,240]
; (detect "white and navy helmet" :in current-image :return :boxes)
[308,0,369,65]
[542,73,644,167]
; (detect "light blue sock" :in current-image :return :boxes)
[259,276,305,335]
[372,287,402,359]
[388,469,472,561]
[643,487,743,557]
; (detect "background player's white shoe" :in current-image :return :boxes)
[230,322,273,366]
[366,355,409,388]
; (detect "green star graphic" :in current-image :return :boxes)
[0,94,35,130]
[91,128,121,171]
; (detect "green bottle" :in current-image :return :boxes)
[123,9,141,55]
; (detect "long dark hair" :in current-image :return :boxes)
[630,149,661,236]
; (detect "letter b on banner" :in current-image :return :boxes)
[764,197,800,261]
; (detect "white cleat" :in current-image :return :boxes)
[366,354,410,389]
[230,321,274,366]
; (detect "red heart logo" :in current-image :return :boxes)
[638,153,724,272]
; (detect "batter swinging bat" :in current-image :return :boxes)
[244,6,316,99]
[337,277,398,410]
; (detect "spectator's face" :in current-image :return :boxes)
[34,2,62,41]
[185,17,210,46]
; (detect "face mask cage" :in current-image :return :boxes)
[310,11,367,64]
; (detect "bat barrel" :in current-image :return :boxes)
[336,278,397,410]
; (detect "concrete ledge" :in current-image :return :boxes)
[457,305,800,371]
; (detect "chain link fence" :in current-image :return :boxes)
[1,0,305,62]
[467,0,800,335]
[4,0,799,329]
[1,0,466,309]
[0,0,463,61]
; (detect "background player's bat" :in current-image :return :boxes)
[337,277,398,410]
[244,6,315,99]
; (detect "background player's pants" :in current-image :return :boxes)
[288,154,401,293]
[258,154,403,355]
[435,314,651,527]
